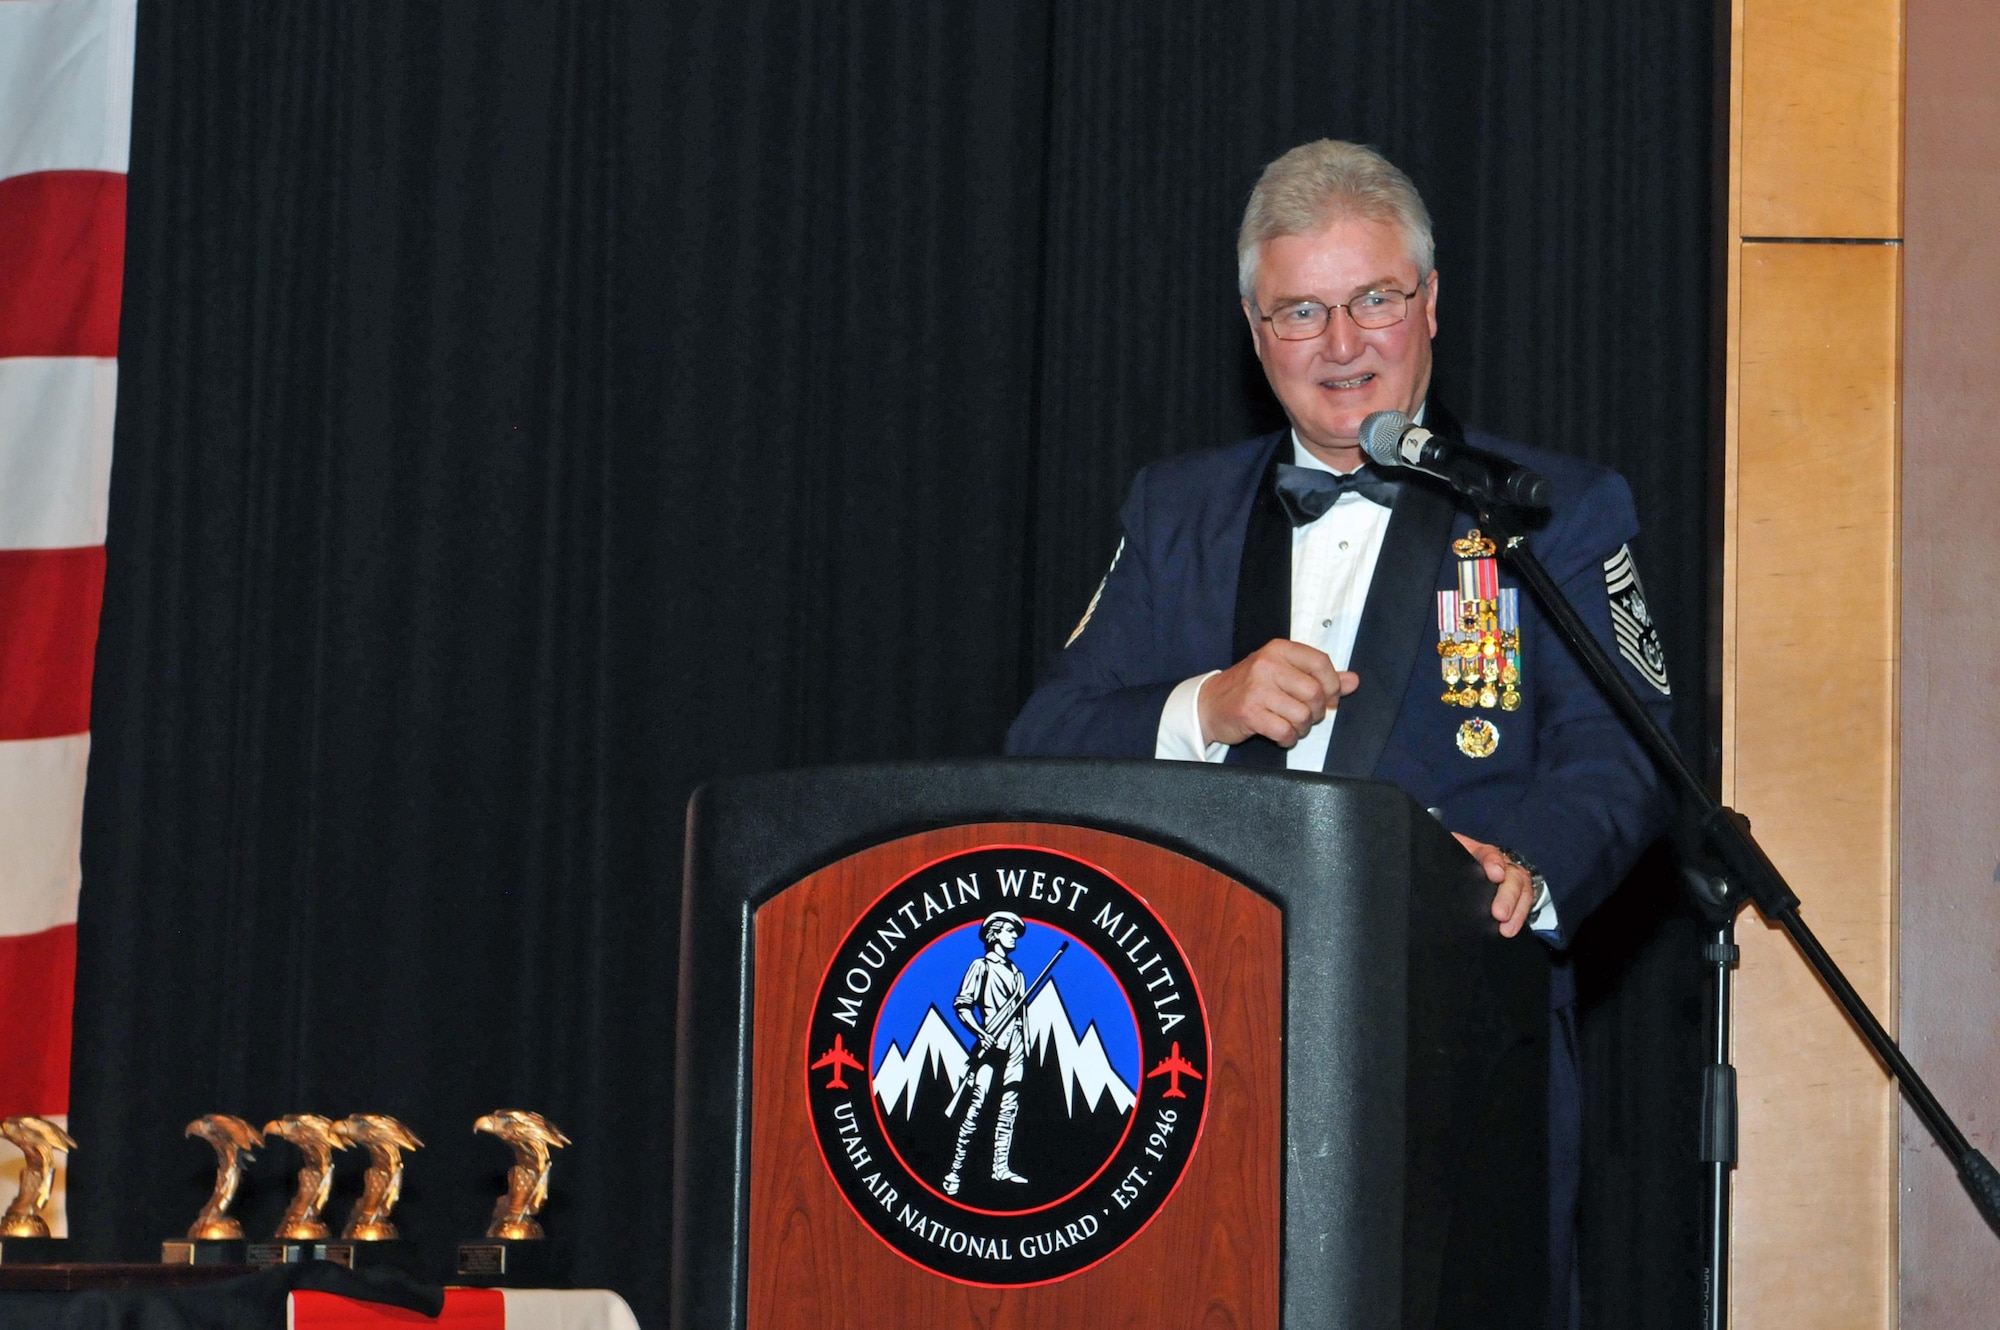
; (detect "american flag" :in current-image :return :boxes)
[0,0,135,1232]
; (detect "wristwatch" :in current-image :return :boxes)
[1497,846,1549,900]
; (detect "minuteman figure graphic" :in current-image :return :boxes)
[944,911,1033,1195]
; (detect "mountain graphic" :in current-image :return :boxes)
[1024,983,1137,1115]
[873,1007,969,1119]
[872,981,1137,1120]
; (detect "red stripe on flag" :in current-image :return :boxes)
[0,171,127,359]
[292,1289,506,1330]
[0,924,74,1117]
[0,546,104,741]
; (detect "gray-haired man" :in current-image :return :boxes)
[1008,140,1676,1329]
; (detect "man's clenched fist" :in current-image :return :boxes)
[1197,638,1360,748]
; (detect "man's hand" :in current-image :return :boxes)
[1197,639,1359,748]
[1454,833,1535,938]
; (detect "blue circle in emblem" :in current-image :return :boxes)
[870,922,1141,1091]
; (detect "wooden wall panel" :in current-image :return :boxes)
[1726,243,1901,1327]
[1739,0,1903,238]
[1726,0,1906,1317]
[1899,0,2000,1322]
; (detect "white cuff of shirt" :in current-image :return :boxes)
[1156,671,1230,762]
[1528,879,1559,934]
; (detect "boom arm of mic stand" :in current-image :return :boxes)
[1478,505,2000,1237]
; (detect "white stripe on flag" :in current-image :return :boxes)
[501,1289,644,1330]
[0,0,136,180]
[0,1111,68,1237]
[0,358,116,548]
[0,734,87,937]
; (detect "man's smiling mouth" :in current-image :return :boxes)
[1322,372,1375,389]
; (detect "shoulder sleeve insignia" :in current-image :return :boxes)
[1603,544,1670,694]
[1065,538,1124,648]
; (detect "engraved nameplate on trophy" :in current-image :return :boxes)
[161,1114,261,1265]
[0,1116,76,1265]
[455,1110,572,1285]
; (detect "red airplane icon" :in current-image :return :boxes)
[811,1034,866,1090]
[1145,1042,1204,1099]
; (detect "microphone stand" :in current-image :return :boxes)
[1463,489,2000,1330]
[1693,913,1737,1330]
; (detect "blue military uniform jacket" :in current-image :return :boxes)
[1005,404,1673,950]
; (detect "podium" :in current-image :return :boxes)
[670,760,1547,1329]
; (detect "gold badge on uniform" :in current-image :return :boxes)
[1456,717,1500,758]
[1436,529,1521,757]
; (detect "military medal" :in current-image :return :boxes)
[1435,530,1521,755]
[1498,586,1522,711]
[1436,591,1465,701]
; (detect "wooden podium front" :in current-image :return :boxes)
[747,823,1282,1326]
[671,760,1547,1330]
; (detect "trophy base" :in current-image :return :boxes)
[245,1239,417,1274]
[0,1237,70,1265]
[245,1241,311,1267]
[306,1239,424,1277]
[161,1238,248,1266]
[454,1237,571,1287]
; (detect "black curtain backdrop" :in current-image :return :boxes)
[72,4,1714,1327]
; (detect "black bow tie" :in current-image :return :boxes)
[1273,462,1402,526]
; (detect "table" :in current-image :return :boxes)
[292,1288,639,1330]
[0,1265,641,1330]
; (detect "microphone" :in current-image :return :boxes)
[1358,410,1552,510]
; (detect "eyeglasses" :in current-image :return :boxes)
[1257,285,1423,339]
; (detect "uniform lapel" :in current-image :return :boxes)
[1225,443,1293,769]
[1320,403,1467,778]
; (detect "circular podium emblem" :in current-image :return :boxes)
[804,844,1209,1285]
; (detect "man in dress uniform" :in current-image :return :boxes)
[1004,140,1675,1328]
[944,910,1032,1196]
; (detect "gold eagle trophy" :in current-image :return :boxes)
[266,1113,349,1242]
[250,1112,424,1272]
[244,1113,349,1265]
[0,1116,75,1263]
[161,1114,264,1265]
[457,1109,573,1284]
[336,1114,424,1241]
